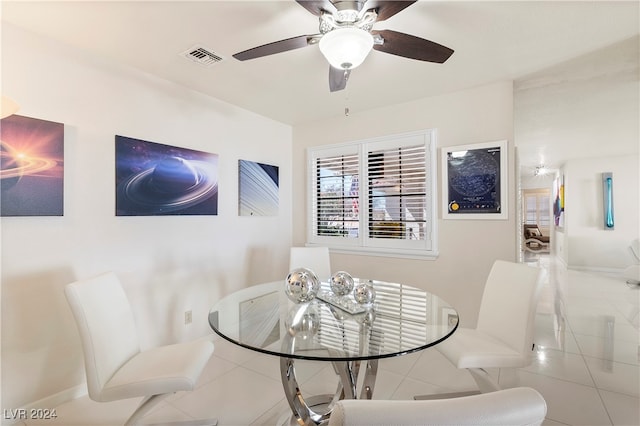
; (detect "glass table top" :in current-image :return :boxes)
[209,279,458,361]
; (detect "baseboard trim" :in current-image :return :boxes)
[568,265,625,276]
[2,385,87,426]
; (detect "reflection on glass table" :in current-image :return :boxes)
[209,279,458,426]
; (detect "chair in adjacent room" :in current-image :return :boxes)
[329,387,547,426]
[65,272,217,426]
[289,246,332,282]
[433,260,543,394]
[523,224,550,252]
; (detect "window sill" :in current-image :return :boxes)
[307,243,439,260]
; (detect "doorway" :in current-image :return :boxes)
[522,188,551,254]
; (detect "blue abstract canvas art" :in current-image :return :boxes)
[116,135,218,216]
[238,159,279,216]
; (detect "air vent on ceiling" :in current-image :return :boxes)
[181,45,223,67]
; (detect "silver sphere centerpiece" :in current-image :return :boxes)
[285,267,320,303]
[330,271,354,296]
[353,281,376,305]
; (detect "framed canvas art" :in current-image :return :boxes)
[0,115,64,216]
[115,135,218,216]
[442,140,507,220]
[238,159,279,216]
[553,175,565,228]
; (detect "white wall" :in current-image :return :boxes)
[563,156,639,271]
[1,24,292,410]
[292,81,516,332]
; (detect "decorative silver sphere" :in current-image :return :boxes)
[330,271,354,296]
[285,268,320,303]
[353,282,376,305]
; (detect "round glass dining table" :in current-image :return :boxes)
[209,278,458,426]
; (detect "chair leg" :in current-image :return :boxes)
[124,393,217,426]
[413,368,502,400]
[125,394,171,426]
[468,368,502,393]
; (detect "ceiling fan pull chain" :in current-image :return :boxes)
[344,83,350,117]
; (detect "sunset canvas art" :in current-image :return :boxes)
[0,115,64,216]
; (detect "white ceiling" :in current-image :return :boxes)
[2,1,639,170]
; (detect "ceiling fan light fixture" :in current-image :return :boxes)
[319,27,373,70]
[534,165,551,176]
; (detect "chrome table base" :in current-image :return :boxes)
[280,357,379,426]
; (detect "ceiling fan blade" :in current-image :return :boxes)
[233,35,319,61]
[365,1,417,21]
[295,0,336,16]
[329,66,351,92]
[372,29,454,63]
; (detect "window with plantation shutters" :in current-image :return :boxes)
[368,144,427,241]
[308,130,438,259]
[314,152,360,238]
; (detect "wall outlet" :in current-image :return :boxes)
[184,310,192,325]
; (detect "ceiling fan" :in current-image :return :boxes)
[233,0,454,92]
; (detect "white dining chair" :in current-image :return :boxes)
[65,272,217,426]
[329,386,547,426]
[434,260,543,393]
[289,246,332,282]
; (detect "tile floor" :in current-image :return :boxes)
[19,255,640,426]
